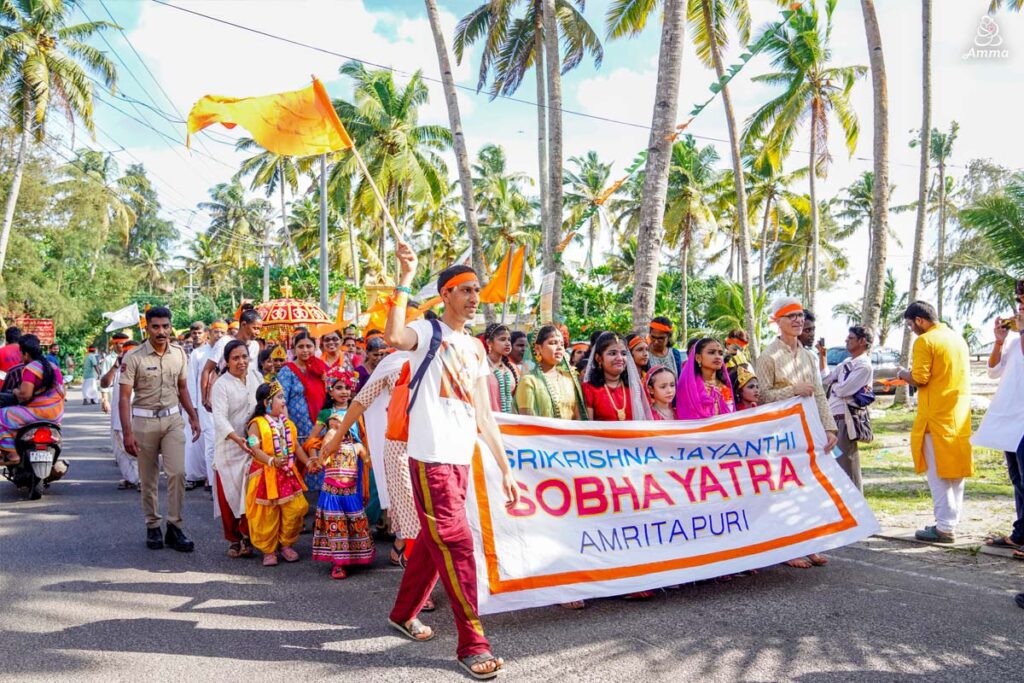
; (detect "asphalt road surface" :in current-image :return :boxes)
[1,391,1022,682]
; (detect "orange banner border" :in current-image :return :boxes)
[472,402,857,595]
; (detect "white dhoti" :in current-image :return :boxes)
[200,407,216,486]
[82,378,99,402]
[112,430,138,485]
[184,419,207,483]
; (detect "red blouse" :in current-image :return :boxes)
[582,382,633,422]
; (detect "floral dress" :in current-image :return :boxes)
[311,408,375,567]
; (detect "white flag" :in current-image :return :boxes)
[103,303,140,332]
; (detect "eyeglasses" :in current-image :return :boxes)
[783,313,805,321]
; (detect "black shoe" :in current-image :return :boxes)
[146,527,164,550]
[164,524,195,553]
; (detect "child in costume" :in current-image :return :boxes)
[245,382,316,567]
[311,367,376,579]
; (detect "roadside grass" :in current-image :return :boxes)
[859,405,1012,516]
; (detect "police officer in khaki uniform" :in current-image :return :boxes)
[118,306,201,551]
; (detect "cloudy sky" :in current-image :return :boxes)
[54,0,1023,344]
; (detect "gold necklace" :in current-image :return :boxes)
[604,383,627,421]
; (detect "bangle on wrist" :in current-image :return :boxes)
[395,285,413,295]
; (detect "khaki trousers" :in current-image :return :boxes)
[133,413,186,529]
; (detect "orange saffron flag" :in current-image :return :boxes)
[187,77,353,156]
[479,246,525,304]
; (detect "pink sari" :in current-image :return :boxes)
[675,349,735,420]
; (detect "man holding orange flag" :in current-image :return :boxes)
[383,242,518,680]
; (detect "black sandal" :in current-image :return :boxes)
[985,535,1021,549]
[390,542,406,567]
[458,653,504,680]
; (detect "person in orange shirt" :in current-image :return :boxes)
[895,300,973,542]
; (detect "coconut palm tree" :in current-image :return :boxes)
[0,0,118,275]
[943,175,1024,317]
[607,0,688,330]
[912,120,958,320]
[745,154,806,300]
[832,269,906,346]
[185,233,229,298]
[707,280,769,343]
[689,0,758,355]
[424,0,487,294]
[199,181,273,298]
[472,144,539,268]
[454,0,603,305]
[563,151,613,270]
[858,0,890,335]
[743,0,866,312]
[766,195,852,300]
[834,171,900,300]
[663,136,721,342]
[55,150,143,277]
[896,0,932,406]
[988,0,1023,11]
[332,61,451,274]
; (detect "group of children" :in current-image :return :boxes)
[241,367,375,579]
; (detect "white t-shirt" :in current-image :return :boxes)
[406,319,489,466]
[974,334,1024,452]
[111,367,130,432]
[208,336,262,385]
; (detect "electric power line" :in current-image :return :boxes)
[148,0,969,174]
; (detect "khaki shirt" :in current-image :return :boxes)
[755,337,837,433]
[118,339,188,411]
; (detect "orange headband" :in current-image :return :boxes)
[628,336,647,351]
[440,271,478,291]
[571,343,589,352]
[210,322,228,331]
[725,337,748,349]
[650,321,672,333]
[773,303,803,321]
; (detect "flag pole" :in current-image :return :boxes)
[514,245,528,330]
[500,245,514,324]
[350,144,405,245]
[319,154,329,310]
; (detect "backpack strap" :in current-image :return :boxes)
[406,319,443,415]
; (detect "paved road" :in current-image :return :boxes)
[1,392,1022,682]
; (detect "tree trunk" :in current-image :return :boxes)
[0,108,30,277]
[860,0,890,333]
[758,195,771,302]
[541,0,564,319]
[680,219,691,343]
[346,190,360,290]
[701,0,757,358]
[630,0,686,331]
[534,9,551,274]
[808,115,820,313]
[425,0,487,286]
[936,158,946,321]
[896,0,931,406]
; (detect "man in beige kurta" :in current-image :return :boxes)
[756,297,839,570]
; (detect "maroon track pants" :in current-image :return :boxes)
[389,458,490,659]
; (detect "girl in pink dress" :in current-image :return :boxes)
[646,367,676,421]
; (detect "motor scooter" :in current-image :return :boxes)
[2,421,67,500]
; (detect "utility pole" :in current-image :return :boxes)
[183,264,200,318]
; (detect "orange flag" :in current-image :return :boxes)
[311,290,347,337]
[187,78,353,156]
[362,292,426,338]
[479,246,525,304]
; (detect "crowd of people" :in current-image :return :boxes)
[7,264,1022,678]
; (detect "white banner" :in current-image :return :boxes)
[468,397,879,614]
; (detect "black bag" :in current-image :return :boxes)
[849,405,874,443]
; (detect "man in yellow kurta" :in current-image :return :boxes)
[895,301,973,543]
